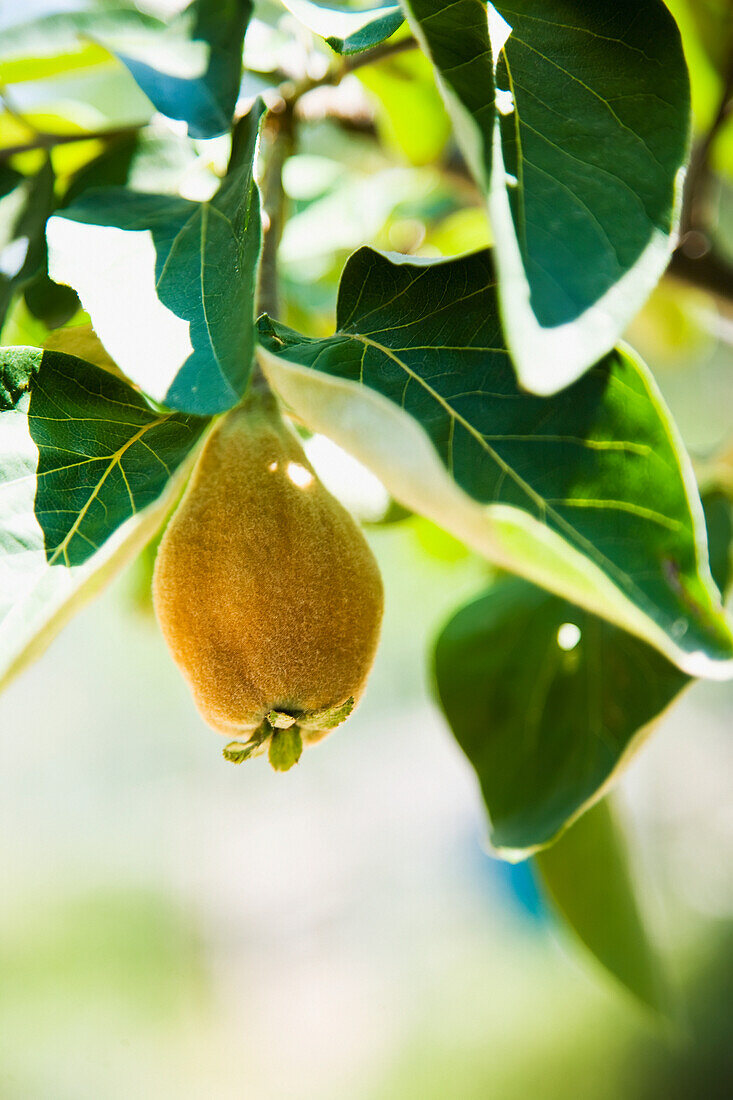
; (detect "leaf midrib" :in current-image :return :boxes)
[349,331,676,619]
[47,414,169,567]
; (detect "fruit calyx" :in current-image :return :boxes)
[223,698,356,771]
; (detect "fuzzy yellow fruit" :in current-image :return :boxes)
[153,394,383,766]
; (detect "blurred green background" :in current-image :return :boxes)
[1,1,733,1096]
[0,475,732,1098]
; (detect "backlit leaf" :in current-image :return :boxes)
[47,104,264,415]
[258,247,733,677]
[279,0,403,55]
[402,0,691,394]
[0,346,206,690]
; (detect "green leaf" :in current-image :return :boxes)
[402,0,691,394]
[395,0,496,187]
[0,346,206,691]
[435,575,689,853]
[0,0,252,139]
[535,799,668,1013]
[257,247,733,678]
[702,489,733,596]
[223,732,267,764]
[117,0,253,139]
[0,160,55,332]
[47,103,265,415]
[433,491,731,853]
[279,0,403,55]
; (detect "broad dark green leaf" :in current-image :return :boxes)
[431,580,682,853]
[433,491,731,853]
[535,800,668,1013]
[0,346,206,690]
[434,576,689,853]
[402,0,691,394]
[47,104,265,415]
[0,0,252,139]
[258,247,733,677]
[280,0,403,54]
[0,160,55,332]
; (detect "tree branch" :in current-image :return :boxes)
[257,103,294,319]
[681,28,733,236]
[284,35,418,105]
[665,245,733,302]
[255,35,418,320]
[0,122,147,162]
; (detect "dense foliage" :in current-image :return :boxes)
[1,0,732,1011]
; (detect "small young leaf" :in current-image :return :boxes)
[402,0,691,394]
[279,0,403,55]
[23,272,79,330]
[535,799,669,1014]
[267,710,298,730]
[0,158,78,332]
[258,247,733,678]
[0,347,206,691]
[47,103,265,415]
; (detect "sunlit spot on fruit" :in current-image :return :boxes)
[268,461,278,472]
[286,462,314,489]
[557,622,581,651]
